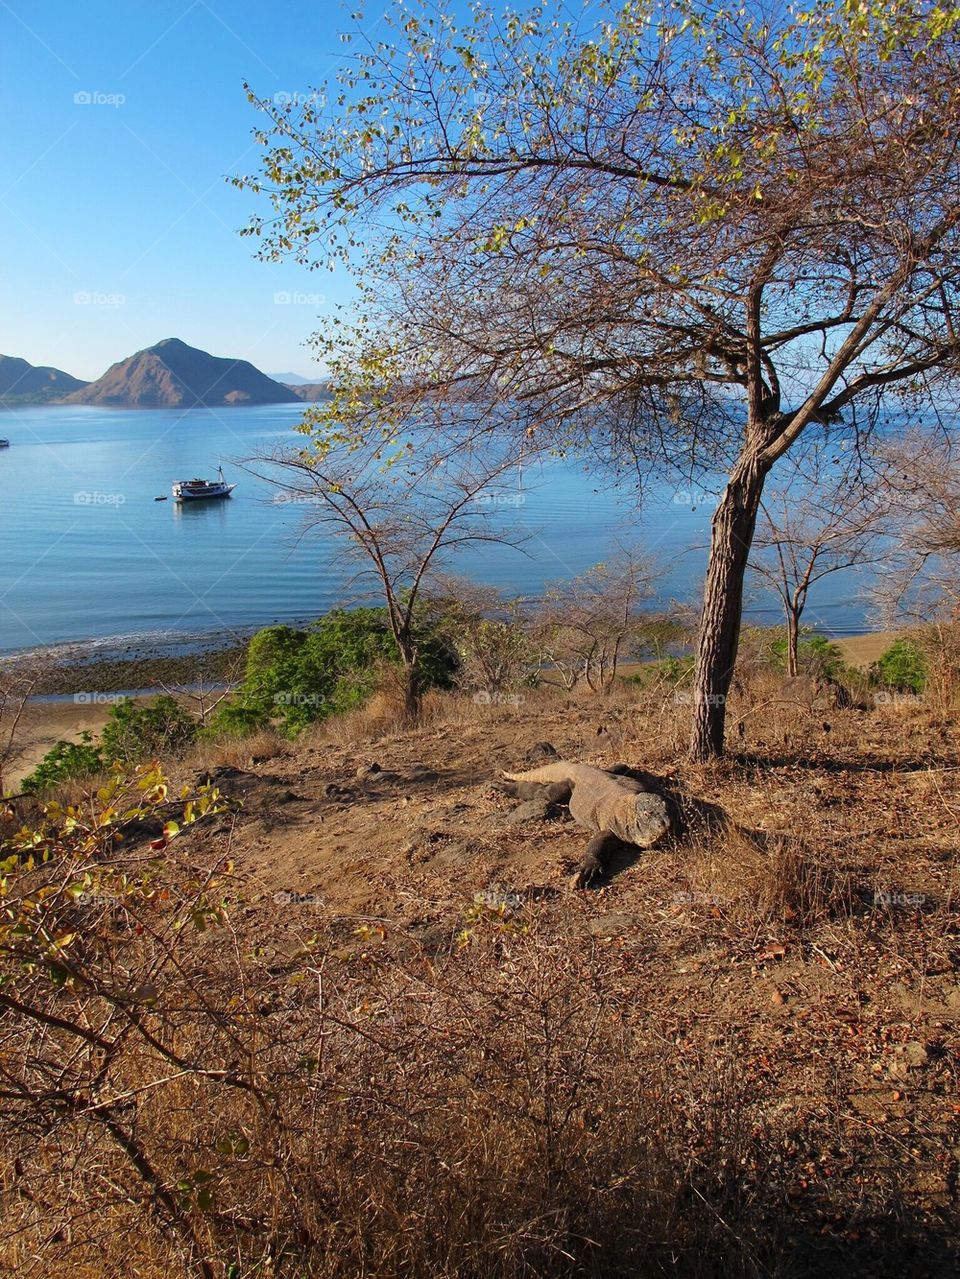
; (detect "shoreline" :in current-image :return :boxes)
[2,625,900,702]
[2,640,249,697]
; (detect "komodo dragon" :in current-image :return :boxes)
[500,761,672,887]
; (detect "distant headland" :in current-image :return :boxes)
[0,339,331,408]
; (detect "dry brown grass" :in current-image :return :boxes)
[0,892,849,1279]
[187,726,292,773]
[307,684,553,750]
[916,623,960,713]
[3,876,953,1279]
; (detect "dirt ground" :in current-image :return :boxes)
[176,681,958,1257]
[3,659,959,1275]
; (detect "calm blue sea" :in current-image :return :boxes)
[0,403,875,658]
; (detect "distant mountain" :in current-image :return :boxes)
[285,382,333,402]
[269,371,312,385]
[61,338,301,408]
[0,355,88,404]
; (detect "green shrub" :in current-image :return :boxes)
[631,615,692,661]
[770,630,846,680]
[210,608,457,738]
[100,695,198,764]
[20,732,105,794]
[204,701,271,738]
[870,639,927,695]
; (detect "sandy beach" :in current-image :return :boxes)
[6,699,115,790]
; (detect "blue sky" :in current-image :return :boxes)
[0,0,386,380]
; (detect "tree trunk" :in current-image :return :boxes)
[690,452,770,761]
[402,656,421,721]
[786,609,800,677]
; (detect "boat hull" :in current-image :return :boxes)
[173,484,235,502]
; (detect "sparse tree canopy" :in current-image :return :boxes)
[240,0,960,758]
[750,438,897,676]
[256,429,530,717]
[534,553,661,693]
[875,431,960,622]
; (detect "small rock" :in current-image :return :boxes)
[356,762,382,779]
[888,1040,929,1080]
[523,741,559,766]
[504,798,552,825]
[902,1040,929,1069]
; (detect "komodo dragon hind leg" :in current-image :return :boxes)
[497,779,573,805]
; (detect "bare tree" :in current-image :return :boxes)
[257,431,529,718]
[534,554,660,694]
[750,440,895,677]
[155,653,247,729]
[239,0,960,759]
[874,432,960,624]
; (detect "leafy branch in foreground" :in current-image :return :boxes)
[0,766,238,1277]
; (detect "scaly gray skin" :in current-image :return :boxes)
[500,761,672,885]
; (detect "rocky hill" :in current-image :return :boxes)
[0,354,88,404]
[60,338,300,408]
[285,381,332,402]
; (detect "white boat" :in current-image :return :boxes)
[172,465,235,502]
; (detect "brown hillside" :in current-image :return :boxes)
[3,677,959,1276]
[61,337,300,407]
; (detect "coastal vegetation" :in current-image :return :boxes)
[7,614,941,798]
